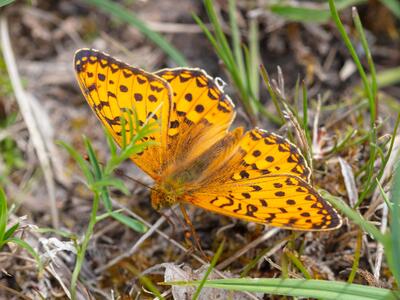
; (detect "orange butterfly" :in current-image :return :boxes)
[74,48,341,231]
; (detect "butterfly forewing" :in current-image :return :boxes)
[155,68,236,168]
[74,49,172,178]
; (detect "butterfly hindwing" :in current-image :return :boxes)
[187,175,341,230]
[183,129,340,230]
[231,128,311,182]
[74,49,172,178]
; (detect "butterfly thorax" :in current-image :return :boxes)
[151,128,244,210]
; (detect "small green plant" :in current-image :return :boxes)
[0,113,25,184]
[0,187,42,271]
[0,53,24,184]
[194,0,281,125]
[59,112,157,299]
[0,0,15,8]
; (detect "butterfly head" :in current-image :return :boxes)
[150,180,184,210]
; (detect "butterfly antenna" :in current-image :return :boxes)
[114,168,158,192]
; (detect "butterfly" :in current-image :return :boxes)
[74,48,342,231]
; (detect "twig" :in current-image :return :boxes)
[216,227,280,270]
[95,214,167,273]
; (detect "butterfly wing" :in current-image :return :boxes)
[155,68,236,172]
[183,129,341,230]
[74,49,172,179]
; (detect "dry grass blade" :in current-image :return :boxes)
[365,134,400,280]
[364,135,400,219]
[0,16,59,228]
[338,157,358,208]
[374,202,388,280]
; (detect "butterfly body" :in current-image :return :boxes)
[74,48,342,231]
[151,127,242,209]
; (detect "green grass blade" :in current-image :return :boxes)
[57,141,94,183]
[36,227,77,240]
[123,263,164,300]
[193,14,230,66]
[196,0,259,124]
[84,0,187,66]
[228,0,245,80]
[166,278,398,300]
[259,65,285,125]
[269,0,366,23]
[104,128,117,158]
[110,211,147,233]
[83,137,102,181]
[0,0,15,8]
[347,229,363,283]
[302,81,311,145]
[352,7,377,110]
[390,160,400,285]
[91,178,129,195]
[107,141,156,173]
[202,0,236,67]
[120,114,128,150]
[82,137,114,211]
[328,0,375,123]
[376,180,392,211]
[248,17,260,103]
[356,113,400,204]
[284,249,312,279]
[3,222,19,241]
[0,187,7,242]
[7,237,43,272]
[374,66,400,88]
[193,240,225,300]
[269,4,332,23]
[321,192,385,243]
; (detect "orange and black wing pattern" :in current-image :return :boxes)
[155,68,235,171]
[74,49,172,179]
[74,49,342,231]
[185,129,341,230]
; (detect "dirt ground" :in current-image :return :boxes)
[0,0,399,299]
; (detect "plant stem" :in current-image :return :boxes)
[70,192,100,299]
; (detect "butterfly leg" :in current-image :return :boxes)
[179,204,209,261]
